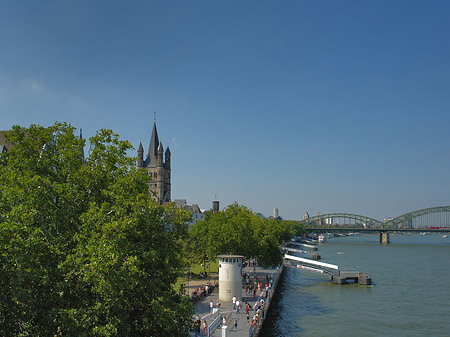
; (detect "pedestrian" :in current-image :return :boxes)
[210,300,214,313]
[246,303,249,314]
[217,301,221,310]
[246,312,250,325]
[233,320,238,330]
[222,315,226,327]
[202,320,208,336]
[193,318,201,337]
[236,298,240,313]
[232,295,237,309]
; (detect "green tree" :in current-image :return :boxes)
[187,203,302,269]
[0,123,192,336]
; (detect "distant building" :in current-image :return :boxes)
[0,131,11,154]
[273,208,279,219]
[212,200,220,213]
[303,211,310,220]
[269,208,282,221]
[0,129,84,164]
[137,122,171,205]
[174,199,205,226]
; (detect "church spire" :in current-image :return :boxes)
[147,121,159,164]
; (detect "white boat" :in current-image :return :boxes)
[443,235,448,238]
[318,234,326,243]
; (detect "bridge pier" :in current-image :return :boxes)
[379,231,390,244]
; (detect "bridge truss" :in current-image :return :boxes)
[385,206,450,229]
[300,206,450,230]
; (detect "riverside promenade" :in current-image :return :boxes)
[189,264,283,337]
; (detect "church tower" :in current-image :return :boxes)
[138,122,171,204]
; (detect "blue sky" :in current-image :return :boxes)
[1,0,450,220]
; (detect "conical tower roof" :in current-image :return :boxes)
[147,122,159,164]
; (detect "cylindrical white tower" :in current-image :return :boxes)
[217,255,243,302]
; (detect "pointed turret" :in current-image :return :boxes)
[165,146,171,169]
[147,121,159,165]
[137,142,144,168]
[157,141,164,165]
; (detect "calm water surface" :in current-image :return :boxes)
[261,234,450,337]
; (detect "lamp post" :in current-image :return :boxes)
[187,266,190,293]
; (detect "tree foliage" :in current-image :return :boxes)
[0,123,192,336]
[187,203,305,268]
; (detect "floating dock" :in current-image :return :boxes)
[332,270,372,285]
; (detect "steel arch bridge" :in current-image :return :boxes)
[299,206,450,230]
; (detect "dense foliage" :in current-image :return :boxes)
[187,203,304,268]
[0,123,192,336]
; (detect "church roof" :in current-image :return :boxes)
[147,122,159,165]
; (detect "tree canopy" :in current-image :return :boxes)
[0,123,192,336]
[187,203,304,268]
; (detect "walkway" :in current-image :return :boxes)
[189,264,282,337]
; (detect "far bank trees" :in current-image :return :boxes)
[187,203,304,268]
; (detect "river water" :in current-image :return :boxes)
[261,234,450,336]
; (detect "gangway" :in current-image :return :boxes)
[284,254,338,271]
[284,254,372,285]
[288,241,318,250]
[281,246,309,255]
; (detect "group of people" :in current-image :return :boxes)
[249,298,266,328]
[190,280,219,303]
[192,270,276,335]
[244,273,274,298]
[209,299,222,313]
[193,314,208,337]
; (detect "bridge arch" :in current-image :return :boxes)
[299,206,450,230]
[300,213,384,229]
[385,206,450,229]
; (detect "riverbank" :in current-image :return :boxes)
[189,264,284,337]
